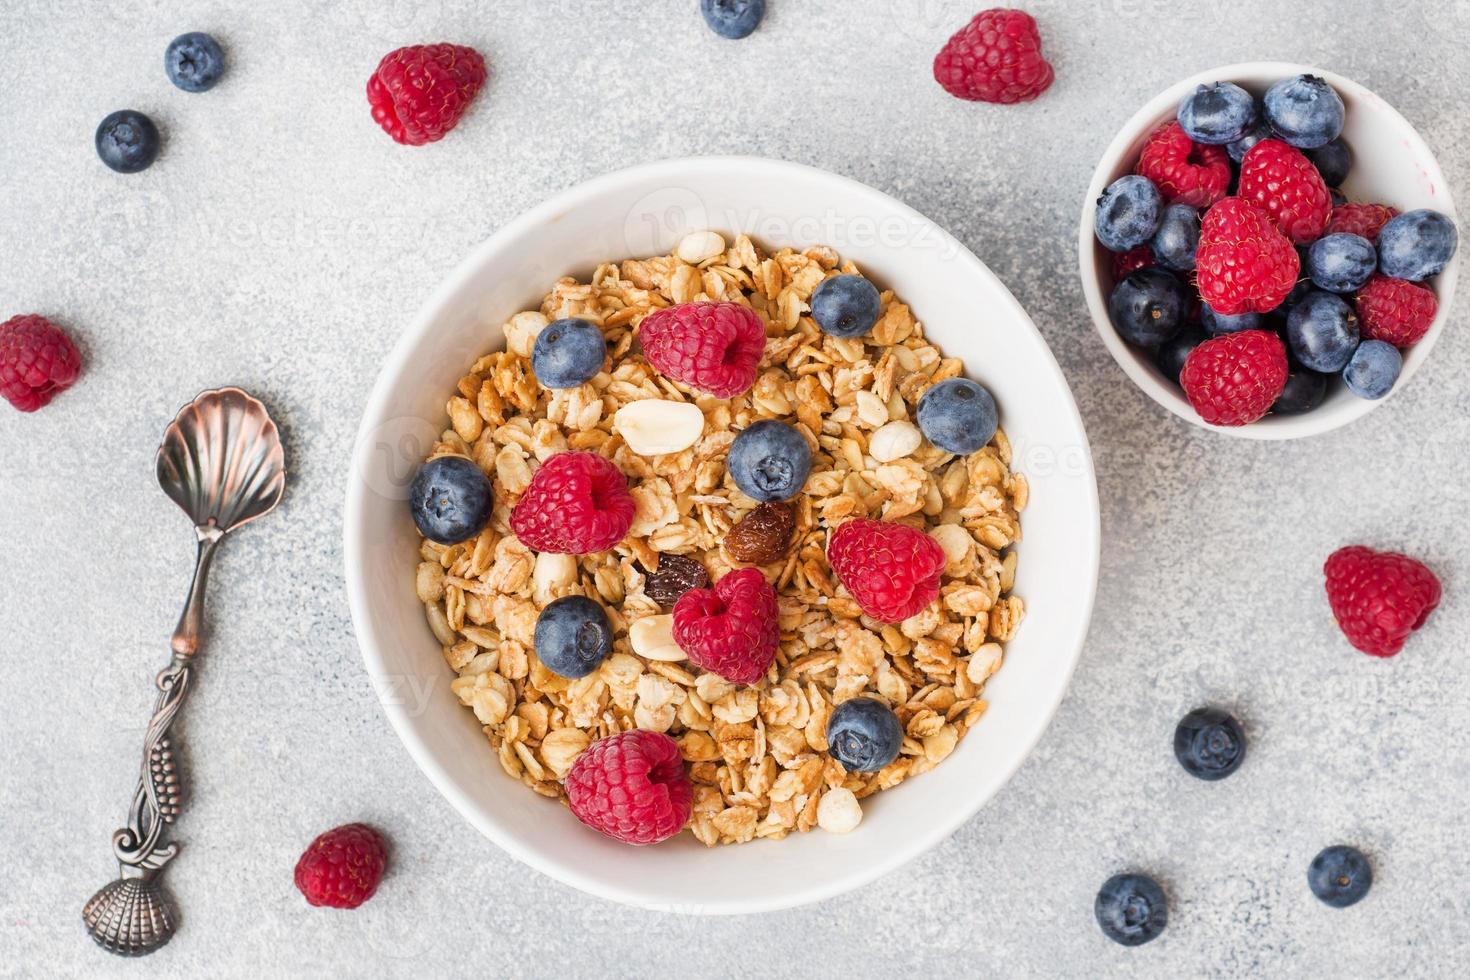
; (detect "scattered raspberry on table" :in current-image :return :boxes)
[293,823,388,909]
[1178,329,1289,426]
[637,301,765,398]
[1324,546,1441,657]
[509,451,636,554]
[672,566,780,684]
[366,43,487,146]
[0,314,82,413]
[827,518,947,623]
[933,8,1054,104]
[565,730,693,845]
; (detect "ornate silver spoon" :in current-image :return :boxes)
[82,387,286,956]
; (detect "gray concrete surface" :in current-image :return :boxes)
[3,1,1468,976]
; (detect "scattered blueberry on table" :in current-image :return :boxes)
[1095,873,1168,946]
[165,32,226,92]
[699,0,765,39]
[1173,707,1246,781]
[95,109,161,173]
[1308,846,1373,908]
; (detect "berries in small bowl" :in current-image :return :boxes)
[1080,62,1459,439]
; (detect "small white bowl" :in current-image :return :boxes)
[1079,62,1459,439]
[345,156,1100,913]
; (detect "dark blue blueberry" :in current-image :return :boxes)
[811,274,880,338]
[728,420,811,501]
[1226,120,1272,163]
[165,32,226,92]
[533,595,613,679]
[1095,175,1162,252]
[1173,707,1246,780]
[1285,271,1315,309]
[1273,368,1330,415]
[95,110,161,174]
[1287,291,1360,372]
[1200,304,1263,335]
[409,456,494,545]
[700,0,764,39]
[826,698,902,772]
[1107,268,1187,347]
[1095,874,1168,946]
[1306,137,1351,187]
[1343,340,1401,400]
[1377,209,1458,282]
[1155,322,1208,385]
[916,378,999,455]
[1176,81,1258,145]
[1307,233,1376,293]
[1308,846,1373,908]
[1149,204,1200,272]
[1263,74,1344,149]
[1330,187,1348,207]
[532,317,606,388]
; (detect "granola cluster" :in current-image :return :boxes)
[412,232,1028,845]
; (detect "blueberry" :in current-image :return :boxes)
[1287,291,1360,372]
[916,378,999,455]
[1095,175,1162,252]
[1306,137,1351,187]
[533,595,613,679]
[1095,874,1168,947]
[1329,188,1348,207]
[1200,304,1264,335]
[1107,268,1187,347]
[728,420,811,502]
[1155,322,1208,385]
[1273,368,1330,415]
[810,274,881,338]
[409,456,494,545]
[1285,272,1315,310]
[1343,340,1401,400]
[95,110,161,174]
[1377,209,1459,282]
[1308,846,1372,908]
[700,0,764,39]
[165,32,226,92]
[1149,204,1200,272]
[1173,707,1246,780]
[1307,233,1377,293]
[1176,81,1258,145]
[1263,74,1344,149]
[826,698,902,772]
[532,317,606,388]
[1226,120,1272,163]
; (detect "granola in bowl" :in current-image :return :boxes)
[410,230,1027,846]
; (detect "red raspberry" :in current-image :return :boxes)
[0,314,82,413]
[565,730,693,845]
[1179,329,1289,426]
[827,518,946,624]
[1325,203,1399,242]
[637,302,765,398]
[1324,546,1441,658]
[510,451,635,554]
[1111,245,1155,281]
[293,823,388,909]
[1135,121,1231,208]
[1355,275,1438,347]
[366,44,487,146]
[1237,139,1332,244]
[671,567,779,684]
[1196,198,1301,315]
[932,8,1054,104]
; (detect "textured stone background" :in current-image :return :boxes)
[2,1,1467,977]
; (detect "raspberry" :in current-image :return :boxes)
[565,730,693,845]
[1135,121,1231,208]
[826,518,946,624]
[932,8,1054,104]
[724,501,795,565]
[509,451,635,554]
[672,567,779,684]
[1237,139,1332,243]
[1111,245,1155,281]
[293,823,388,909]
[637,302,765,398]
[1355,275,1438,347]
[1195,198,1301,315]
[1324,546,1441,658]
[0,314,82,412]
[366,43,486,146]
[1325,203,1399,242]
[1178,329,1289,426]
[643,553,709,609]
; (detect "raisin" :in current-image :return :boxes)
[643,554,709,608]
[725,502,796,565]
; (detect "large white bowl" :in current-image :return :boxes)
[345,156,1099,913]
[1080,62,1459,439]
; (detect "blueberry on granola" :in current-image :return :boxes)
[534,595,613,679]
[916,378,998,455]
[728,420,812,502]
[532,317,606,389]
[811,274,881,339]
[409,455,493,545]
[826,698,902,773]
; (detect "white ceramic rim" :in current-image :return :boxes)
[1078,61,1460,440]
[345,156,1101,912]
